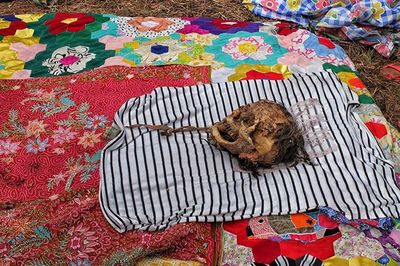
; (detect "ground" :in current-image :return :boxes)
[1,0,399,129]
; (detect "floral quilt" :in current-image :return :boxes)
[1,13,400,265]
[243,0,400,57]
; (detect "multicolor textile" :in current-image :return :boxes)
[243,0,400,57]
[1,13,400,265]
[137,257,202,265]
[101,71,400,232]
[0,65,218,265]
[0,65,210,200]
[0,189,217,265]
[320,207,400,261]
[0,14,398,180]
[222,210,400,265]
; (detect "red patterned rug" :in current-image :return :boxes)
[0,65,219,265]
[0,65,210,200]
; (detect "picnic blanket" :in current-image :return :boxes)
[243,0,400,57]
[1,13,400,265]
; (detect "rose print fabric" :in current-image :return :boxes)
[333,225,385,260]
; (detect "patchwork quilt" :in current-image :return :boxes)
[243,0,400,57]
[1,13,400,265]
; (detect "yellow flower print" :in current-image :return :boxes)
[238,42,258,54]
[123,40,140,50]
[323,256,378,266]
[184,52,224,70]
[337,71,368,94]
[372,1,385,20]
[287,0,301,11]
[337,71,357,83]
[0,20,11,30]
[121,58,137,67]
[0,43,24,79]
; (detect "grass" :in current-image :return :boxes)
[1,0,399,129]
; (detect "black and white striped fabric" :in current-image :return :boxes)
[257,255,322,266]
[99,71,400,232]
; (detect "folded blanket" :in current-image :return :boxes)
[100,71,400,232]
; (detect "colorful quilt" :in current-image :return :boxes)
[222,209,400,265]
[1,13,400,265]
[0,13,398,178]
[243,0,400,57]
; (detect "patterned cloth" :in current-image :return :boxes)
[137,257,203,265]
[0,14,399,181]
[0,189,217,265]
[101,71,400,233]
[243,0,400,57]
[0,65,218,265]
[222,210,400,265]
[0,65,210,200]
[2,13,400,265]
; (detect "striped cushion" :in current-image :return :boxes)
[100,71,400,232]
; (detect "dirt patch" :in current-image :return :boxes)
[0,0,260,19]
[341,41,400,129]
[1,0,399,129]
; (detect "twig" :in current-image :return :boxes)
[126,124,210,136]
